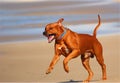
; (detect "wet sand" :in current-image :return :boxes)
[0,34,119,82]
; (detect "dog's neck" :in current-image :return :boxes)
[57,28,67,40]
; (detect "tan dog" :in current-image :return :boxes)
[43,15,107,82]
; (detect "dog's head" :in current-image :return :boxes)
[43,18,64,43]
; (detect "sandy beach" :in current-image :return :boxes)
[0,0,119,82]
[0,34,119,82]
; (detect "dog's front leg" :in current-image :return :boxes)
[63,49,80,73]
[46,54,60,74]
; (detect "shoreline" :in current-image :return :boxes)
[0,33,119,45]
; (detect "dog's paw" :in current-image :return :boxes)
[64,66,69,73]
[102,77,107,80]
[46,71,51,74]
[46,69,51,74]
[46,68,52,74]
[83,80,89,83]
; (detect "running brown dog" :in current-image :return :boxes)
[43,15,107,82]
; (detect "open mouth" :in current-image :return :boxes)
[47,34,55,43]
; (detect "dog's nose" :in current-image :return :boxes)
[43,31,46,35]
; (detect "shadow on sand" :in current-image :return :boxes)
[59,79,99,83]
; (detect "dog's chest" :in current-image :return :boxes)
[57,44,69,56]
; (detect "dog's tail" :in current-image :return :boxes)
[93,14,101,37]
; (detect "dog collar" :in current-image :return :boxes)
[57,29,67,40]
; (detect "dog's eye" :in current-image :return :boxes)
[49,28,53,30]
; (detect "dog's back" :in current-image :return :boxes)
[78,34,97,53]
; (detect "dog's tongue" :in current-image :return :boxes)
[48,35,54,43]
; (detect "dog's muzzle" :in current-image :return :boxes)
[43,31,55,43]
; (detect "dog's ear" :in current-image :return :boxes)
[58,18,64,23]
[57,18,64,26]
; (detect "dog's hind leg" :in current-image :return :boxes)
[81,55,94,82]
[94,43,107,80]
[95,53,107,80]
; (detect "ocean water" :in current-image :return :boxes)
[0,0,119,43]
